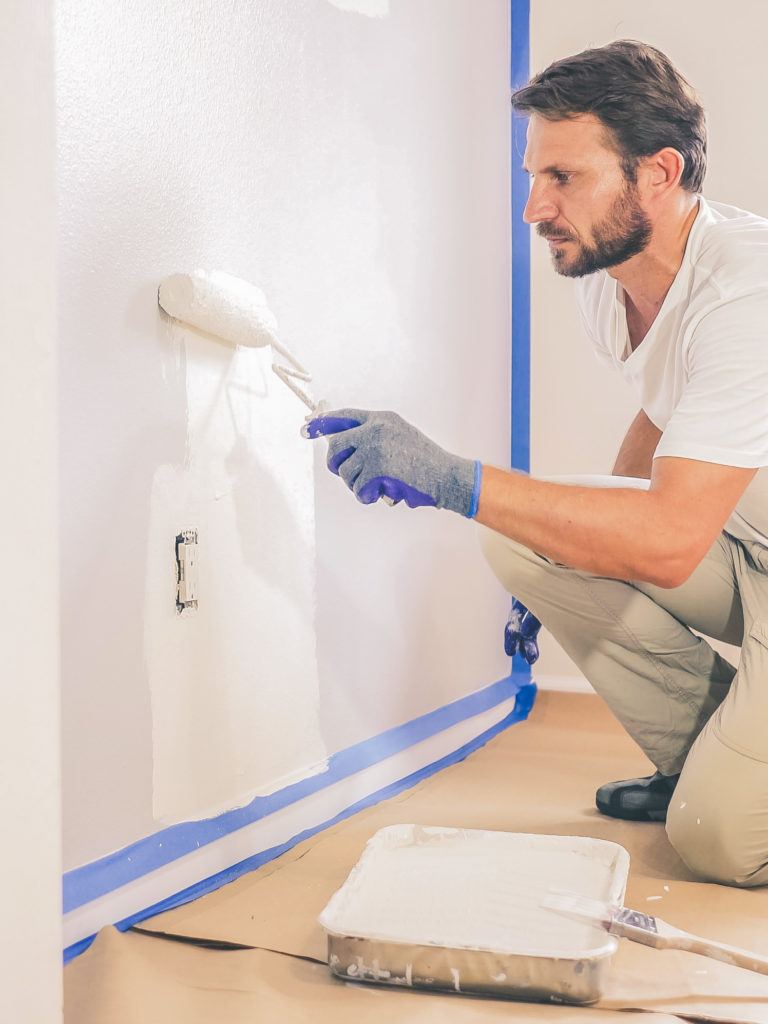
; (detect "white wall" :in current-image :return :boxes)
[529,0,758,688]
[1,2,62,1020]
[58,0,512,869]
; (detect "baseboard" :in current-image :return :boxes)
[531,673,594,694]
[63,674,536,959]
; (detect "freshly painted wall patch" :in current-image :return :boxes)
[145,331,327,825]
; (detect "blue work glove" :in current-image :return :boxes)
[504,598,541,664]
[303,408,482,517]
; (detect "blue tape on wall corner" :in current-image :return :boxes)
[510,0,530,477]
[510,0,531,677]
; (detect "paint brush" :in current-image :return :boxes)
[542,888,768,976]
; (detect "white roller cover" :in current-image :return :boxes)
[158,269,281,351]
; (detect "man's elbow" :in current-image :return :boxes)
[636,550,701,590]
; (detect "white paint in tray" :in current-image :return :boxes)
[320,825,629,959]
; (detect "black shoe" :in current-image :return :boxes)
[595,771,679,822]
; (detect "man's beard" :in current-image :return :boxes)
[540,182,653,278]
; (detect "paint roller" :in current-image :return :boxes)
[157,270,396,499]
[157,269,323,413]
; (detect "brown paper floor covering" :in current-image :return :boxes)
[64,691,768,1023]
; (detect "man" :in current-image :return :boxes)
[305,40,768,888]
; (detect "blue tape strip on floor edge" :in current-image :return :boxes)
[63,681,536,965]
[64,672,531,915]
[64,934,98,963]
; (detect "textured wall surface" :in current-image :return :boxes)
[529,0,760,687]
[1,1,62,1018]
[58,0,512,867]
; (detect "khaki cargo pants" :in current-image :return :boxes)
[478,480,768,888]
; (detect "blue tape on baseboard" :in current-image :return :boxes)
[63,681,536,963]
[64,672,532,915]
[510,0,530,476]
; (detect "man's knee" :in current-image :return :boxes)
[666,802,768,888]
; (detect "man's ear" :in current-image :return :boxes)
[644,147,685,196]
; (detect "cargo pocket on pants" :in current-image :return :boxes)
[713,620,768,763]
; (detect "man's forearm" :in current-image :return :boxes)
[612,409,663,478]
[474,466,690,587]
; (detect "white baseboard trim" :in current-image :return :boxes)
[532,673,594,694]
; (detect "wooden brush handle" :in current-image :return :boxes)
[657,919,768,976]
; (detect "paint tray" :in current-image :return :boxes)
[319,824,629,1005]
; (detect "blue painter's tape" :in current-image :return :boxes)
[509,0,532,675]
[110,682,537,932]
[64,673,532,915]
[64,682,536,960]
[512,650,532,675]
[510,0,530,476]
[63,933,97,965]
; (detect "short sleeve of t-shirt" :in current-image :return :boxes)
[654,289,768,468]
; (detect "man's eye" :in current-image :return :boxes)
[555,174,570,185]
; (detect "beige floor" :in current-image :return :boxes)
[64,692,768,1023]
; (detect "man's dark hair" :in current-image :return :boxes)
[511,40,707,193]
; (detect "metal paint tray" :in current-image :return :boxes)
[319,824,629,1005]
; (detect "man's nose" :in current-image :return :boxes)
[523,183,558,224]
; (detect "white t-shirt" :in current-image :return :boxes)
[574,195,768,547]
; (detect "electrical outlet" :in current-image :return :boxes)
[175,530,199,611]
